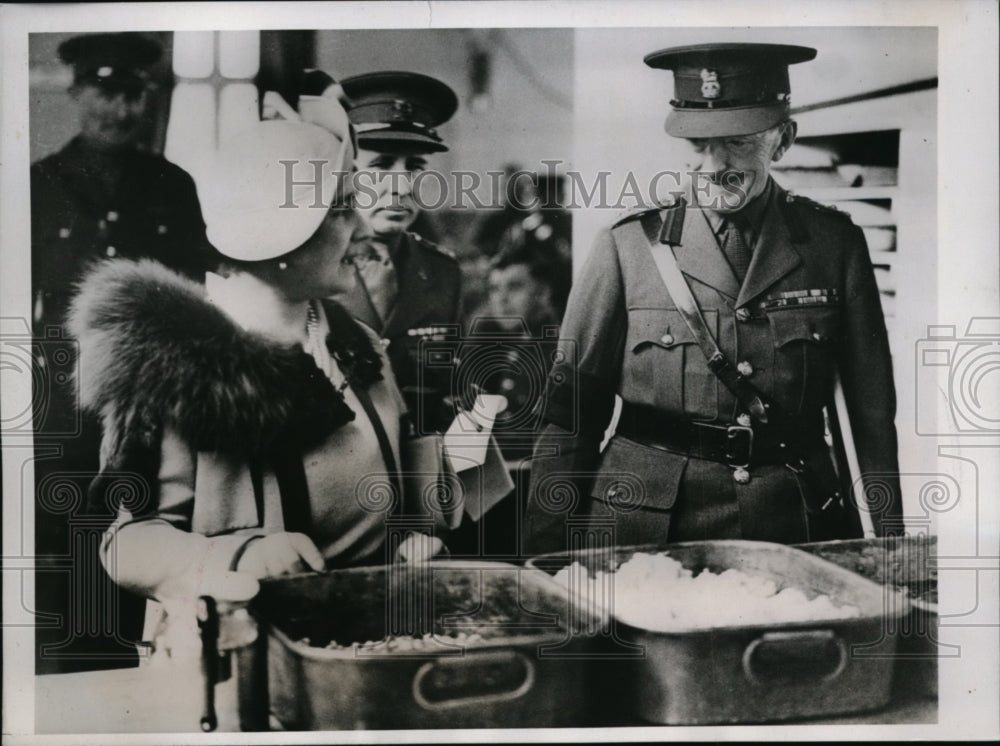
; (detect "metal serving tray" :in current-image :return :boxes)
[526,540,910,725]
[794,534,938,697]
[249,560,598,730]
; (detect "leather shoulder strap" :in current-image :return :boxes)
[613,200,770,425]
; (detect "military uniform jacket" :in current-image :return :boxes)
[329,231,462,433]
[525,180,902,553]
[31,137,208,336]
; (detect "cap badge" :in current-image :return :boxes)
[700,69,721,99]
[392,99,414,118]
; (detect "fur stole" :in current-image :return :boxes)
[67,259,383,465]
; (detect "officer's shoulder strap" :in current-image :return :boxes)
[781,191,854,242]
[611,197,686,247]
[784,192,853,220]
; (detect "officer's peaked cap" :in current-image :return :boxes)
[341,71,458,154]
[644,43,816,137]
[58,32,162,93]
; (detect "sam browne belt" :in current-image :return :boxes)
[616,401,825,468]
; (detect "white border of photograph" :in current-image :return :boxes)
[2,1,997,743]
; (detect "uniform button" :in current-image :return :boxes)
[58,227,71,239]
[736,413,752,428]
[737,360,754,377]
[105,246,117,257]
[733,467,751,484]
[106,211,119,222]
[736,307,751,322]
[812,332,825,342]
[660,333,674,345]
[157,224,168,235]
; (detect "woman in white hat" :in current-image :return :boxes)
[69,100,445,604]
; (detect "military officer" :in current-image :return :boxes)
[327,71,463,434]
[31,32,206,672]
[524,43,903,554]
[32,32,208,338]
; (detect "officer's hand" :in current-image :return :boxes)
[397,532,448,563]
[235,532,325,578]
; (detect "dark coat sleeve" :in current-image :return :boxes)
[159,163,210,280]
[837,224,903,535]
[523,227,627,555]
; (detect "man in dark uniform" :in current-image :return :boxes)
[328,71,463,434]
[30,33,207,672]
[525,43,903,554]
[32,32,207,336]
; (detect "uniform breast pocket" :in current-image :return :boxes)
[766,306,840,415]
[623,308,718,418]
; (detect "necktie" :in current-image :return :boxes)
[721,218,752,283]
[350,242,399,324]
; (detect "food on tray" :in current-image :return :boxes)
[296,613,545,651]
[552,552,861,630]
[317,632,486,651]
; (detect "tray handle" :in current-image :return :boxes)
[742,630,847,686]
[413,650,535,709]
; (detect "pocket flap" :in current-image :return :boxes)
[767,306,840,348]
[628,308,714,352]
[591,435,687,512]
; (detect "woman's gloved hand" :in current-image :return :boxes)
[235,532,325,578]
[397,532,449,562]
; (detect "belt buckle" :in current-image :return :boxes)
[725,425,754,468]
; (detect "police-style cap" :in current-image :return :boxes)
[644,43,816,137]
[341,71,458,154]
[200,120,354,262]
[58,33,162,94]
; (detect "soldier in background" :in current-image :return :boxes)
[491,172,573,320]
[449,250,563,557]
[30,32,207,672]
[325,71,463,434]
[32,32,207,338]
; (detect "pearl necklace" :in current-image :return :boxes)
[305,300,349,393]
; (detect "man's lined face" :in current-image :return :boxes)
[683,125,786,213]
[353,149,428,237]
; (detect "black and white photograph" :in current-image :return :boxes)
[1,1,997,742]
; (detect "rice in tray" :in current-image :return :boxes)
[552,552,861,631]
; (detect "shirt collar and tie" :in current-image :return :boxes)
[705,178,773,282]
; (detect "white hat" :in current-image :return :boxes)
[201,119,353,262]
